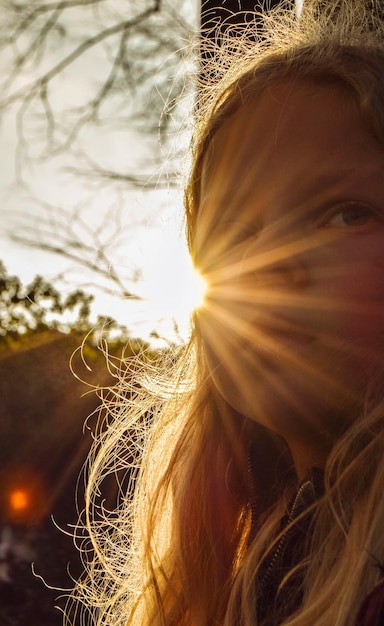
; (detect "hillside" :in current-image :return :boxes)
[0,329,118,625]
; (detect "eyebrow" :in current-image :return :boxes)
[317,160,384,185]
[299,167,378,206]
[312,169,363,188]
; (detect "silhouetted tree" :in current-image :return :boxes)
[0,259,95,336]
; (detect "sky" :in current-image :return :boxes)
[0,0,201,344]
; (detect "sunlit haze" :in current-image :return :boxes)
[138,236,207,341]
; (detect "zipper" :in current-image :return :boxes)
[258,479,314,589]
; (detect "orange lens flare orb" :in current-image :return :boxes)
[10,489,29,512]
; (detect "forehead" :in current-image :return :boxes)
[199,80,384,223]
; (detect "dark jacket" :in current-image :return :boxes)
[249,466,384,625]
[355,581,384,626]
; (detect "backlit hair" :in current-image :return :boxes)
[68,2,384,625]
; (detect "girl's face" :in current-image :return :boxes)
[196,81,384,462]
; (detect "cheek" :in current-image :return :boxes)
[197,246,384,432]
[319,254,384,370]
[197,310,257,416]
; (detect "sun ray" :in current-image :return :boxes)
[199,289,368,423]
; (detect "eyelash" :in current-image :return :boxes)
[319,201,381,229]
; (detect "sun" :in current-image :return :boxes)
[140,235,207,341]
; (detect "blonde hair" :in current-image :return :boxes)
[68,2,384,625]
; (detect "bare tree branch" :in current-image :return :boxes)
[1,8,160,110]
[64,162,179,189]
[5,199,145,299]
[0,1,193,159]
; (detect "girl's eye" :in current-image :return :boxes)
[322,202,379,228]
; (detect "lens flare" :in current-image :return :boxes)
[10,489,29,512]
[2,468,50,524]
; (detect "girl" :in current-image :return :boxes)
[74,2,384,625]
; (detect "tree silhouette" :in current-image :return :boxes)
[0,259,94,336]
